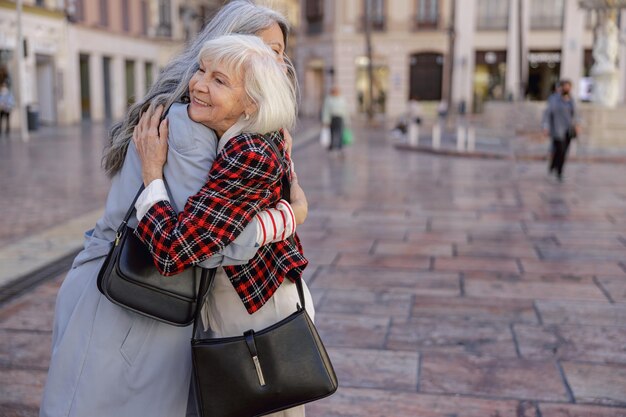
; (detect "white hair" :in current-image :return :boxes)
[199,34,297,135]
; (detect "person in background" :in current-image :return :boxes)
[322,86,349,155]
[542,79,580,182]
[0,82,15,135]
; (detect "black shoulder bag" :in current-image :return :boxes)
[97,185,206,326]
[190,135,338,416]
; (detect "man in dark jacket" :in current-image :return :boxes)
[542,80,580,181]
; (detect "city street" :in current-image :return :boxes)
[1,121,626,416]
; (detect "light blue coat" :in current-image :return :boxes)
[39,103,259,417]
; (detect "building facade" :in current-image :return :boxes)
[0,0,226,128]
[295,0,626,119]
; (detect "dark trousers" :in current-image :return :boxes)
[0,111,9,134]
[549,136,571,176]
[329,116,343,151]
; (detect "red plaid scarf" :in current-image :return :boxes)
[135,130,308,314]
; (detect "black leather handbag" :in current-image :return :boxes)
[190,135,338,416]
[191,274,338,417]
[97,186,204,326]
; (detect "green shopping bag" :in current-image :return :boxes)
[342,128,353,145]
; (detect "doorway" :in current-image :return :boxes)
[79,53,90,120]
[35,54,57,125]
[409,52,443,101]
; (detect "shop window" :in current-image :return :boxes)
[473,51,507,111]
[125,60,135,108]
[409,53,443,101]
[527,50,561,100]
[356,56,389,114]
[476,0,509,30]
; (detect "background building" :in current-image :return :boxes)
[295,0,626,121]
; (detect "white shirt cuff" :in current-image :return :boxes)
[135,179,170,221]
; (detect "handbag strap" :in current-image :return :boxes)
[264,133,307,311]
[116,185,146,235]
[192,267,217,338]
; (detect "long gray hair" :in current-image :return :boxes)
[102,0,292,177]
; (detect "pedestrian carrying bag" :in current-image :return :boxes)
[191,273,338,417]
[97,185,204,326]
[191,136,338,416]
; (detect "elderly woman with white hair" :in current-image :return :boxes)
[39,3,311,417]
[134,33,312,417]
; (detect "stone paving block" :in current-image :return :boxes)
[514,324,626,364]
[326,347,419,391]
[411,296,538,323]
[0,330,52,369]
[596,276,626,304]
[321,227,407,241]
[0,404,39,417]
[336,253,431,270]
[307,387,526,417]
[464,273,607,301]
[374,240,454,257]
[405,231,469,244]
[301,248,340,266]
[521,259,625,276]
[467,231,530,242]
[536,246,626,262]
[301,236,375,254]
[539,403,626,417]
[310,267,460,297]
[387,318,518,358]
[430,218,524,233]
[561,362,626,406]
[455,242,539,259]
[535,300,626,325]
[419,353,569,401]
[315,289,413,318]
[314,313,390,349]
[0,369,47,409]
[552,235,626,249]
[434,256,521,274]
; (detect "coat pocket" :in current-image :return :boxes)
[120,314,155,366]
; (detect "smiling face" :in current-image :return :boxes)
[187,59,255,137]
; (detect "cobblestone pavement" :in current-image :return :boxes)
[1,121,626,416]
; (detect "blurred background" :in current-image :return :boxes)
[0,0,625,146]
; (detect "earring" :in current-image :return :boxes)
[244,113,250,121]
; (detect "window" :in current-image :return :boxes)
[35,0,44,6]
[476,0,509,30]
[125,60,135,108]
[530,0,564,29]
[145,62,154,92]
[99,0,108,27]
[306,0,324,34]
[69,0,85,22]
[416,0,439,28]
[141,0,149,35]
[364,0,386,31]
[157,0,172,37]
[122,0,130,32]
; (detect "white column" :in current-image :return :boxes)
[452,0,476,111]
[89,52,104,121]
[560,0,584,98]
[506,0,520,99]
[111,56,126,120]
[135,59,145,102]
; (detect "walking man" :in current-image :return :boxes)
[542,79,580,182]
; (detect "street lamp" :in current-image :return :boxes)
[579,0,626,107]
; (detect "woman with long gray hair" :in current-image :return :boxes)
[39,2,308,417]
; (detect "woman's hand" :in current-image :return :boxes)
[289,178,308,225]
[134,105,169,186]
[283,128,293,156]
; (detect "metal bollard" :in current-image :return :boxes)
[432,123,441,149]
[467,126,476,152]
[456,125,466,151]
[408,122,419,147]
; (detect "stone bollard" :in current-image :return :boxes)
[408,122,419,146]
[456,125,466,151]
[467,126,476,152]
[432,123,441,149]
